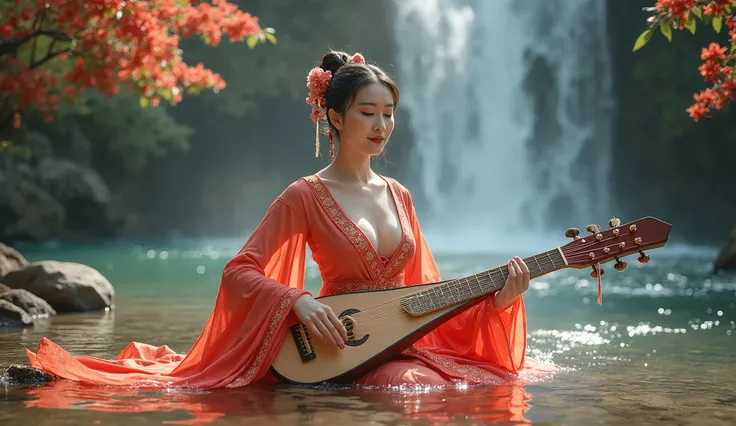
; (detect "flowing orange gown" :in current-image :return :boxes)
[26,174,536,389]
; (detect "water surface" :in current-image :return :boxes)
[1,241,734,425]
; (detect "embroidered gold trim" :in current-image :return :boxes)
[383,179,415,279]
[226,288,303,388]
[305,175,413,282]
[320,277,404,296]
[402,346,503,385]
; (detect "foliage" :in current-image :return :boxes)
[75,91,193,172]
[173,0,398,118]
[633,0,736,120]
[0,0,275,131]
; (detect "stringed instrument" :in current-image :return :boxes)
[270,216,672,384]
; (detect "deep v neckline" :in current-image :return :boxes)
[311,174,405,264]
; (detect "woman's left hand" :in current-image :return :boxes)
[493,256,530,310]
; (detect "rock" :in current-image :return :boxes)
[35,158,114,237]
[0,174,65,242]
[2,261,115,312]
[0,283,10,293]
[0,289,56,318]
[714,226,736,272]
[0,242,29,278]
[2,364,54,384]
[36,158,110,205]
[23,131,54,162]
[0,300,33,327]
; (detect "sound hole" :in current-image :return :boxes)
[339,308,369,347]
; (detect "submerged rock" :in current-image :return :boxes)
[2,364,55,384]
[714,227,736,272]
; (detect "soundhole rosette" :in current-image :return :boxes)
[338,308,369,347]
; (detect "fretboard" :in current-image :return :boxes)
[400,248,567,316]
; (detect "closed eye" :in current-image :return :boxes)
[361,112,394,118]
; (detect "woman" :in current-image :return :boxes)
[26,51,537,389]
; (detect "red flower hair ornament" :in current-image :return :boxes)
[306,52,366,159]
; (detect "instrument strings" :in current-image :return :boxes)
[343,258,557,329]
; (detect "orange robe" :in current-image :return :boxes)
[26,175,531,388]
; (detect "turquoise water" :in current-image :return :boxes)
[1,239,735,425]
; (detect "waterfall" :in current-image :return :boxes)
[394,0,615,253]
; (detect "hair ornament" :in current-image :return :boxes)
[306,52,366,158]
[350,53,365,64]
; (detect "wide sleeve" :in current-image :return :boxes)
[401,188,527,374]
[25,185,312,389]
[170,192,311,387]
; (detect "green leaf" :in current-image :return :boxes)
[264,32,277,45]
[726,5,732,14]
[685,15,697,34]
[692,6,702,19]
[139,96,149,108]
[246,36,258,49]
[713,16,723,33]
[660,22,672,41]
[633,29,654,51]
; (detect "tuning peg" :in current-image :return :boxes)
[608,217,621,228]
[586,224,601,234]
[565,228,581,239]
[614,258,628,272]
[637,250,651,264]
[589,266,604,279]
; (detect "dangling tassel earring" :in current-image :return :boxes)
[328,129,335,160]
[315,122,320,157]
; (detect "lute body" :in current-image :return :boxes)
[270,217,671,385]
[270,280,482,384]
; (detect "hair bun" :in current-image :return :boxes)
[319,51,350,75]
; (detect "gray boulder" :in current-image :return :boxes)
[0,289,56,318]
[0,242,28,278]
[2,261,114,312]
[0,300,33,327]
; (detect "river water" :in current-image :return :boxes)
[1,241,734,425]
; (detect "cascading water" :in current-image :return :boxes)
[394,0,615,253]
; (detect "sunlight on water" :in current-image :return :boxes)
[1,242,735,425]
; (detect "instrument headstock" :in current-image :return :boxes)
[561,216,671,277]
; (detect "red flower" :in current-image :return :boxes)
[0,0,268,124]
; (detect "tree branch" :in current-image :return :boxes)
[30,47,74,70]
[0,30,72,58]
[29,10,49,66]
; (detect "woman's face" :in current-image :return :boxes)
[330,82,395,157]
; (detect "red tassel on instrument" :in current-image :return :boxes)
[595,263,603,305]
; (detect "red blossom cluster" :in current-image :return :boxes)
[688,37,736,119]
[0,0,271,128]
[655,0,699,25]
[637,0,736,121]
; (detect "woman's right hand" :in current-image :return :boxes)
[292,294,348,349]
